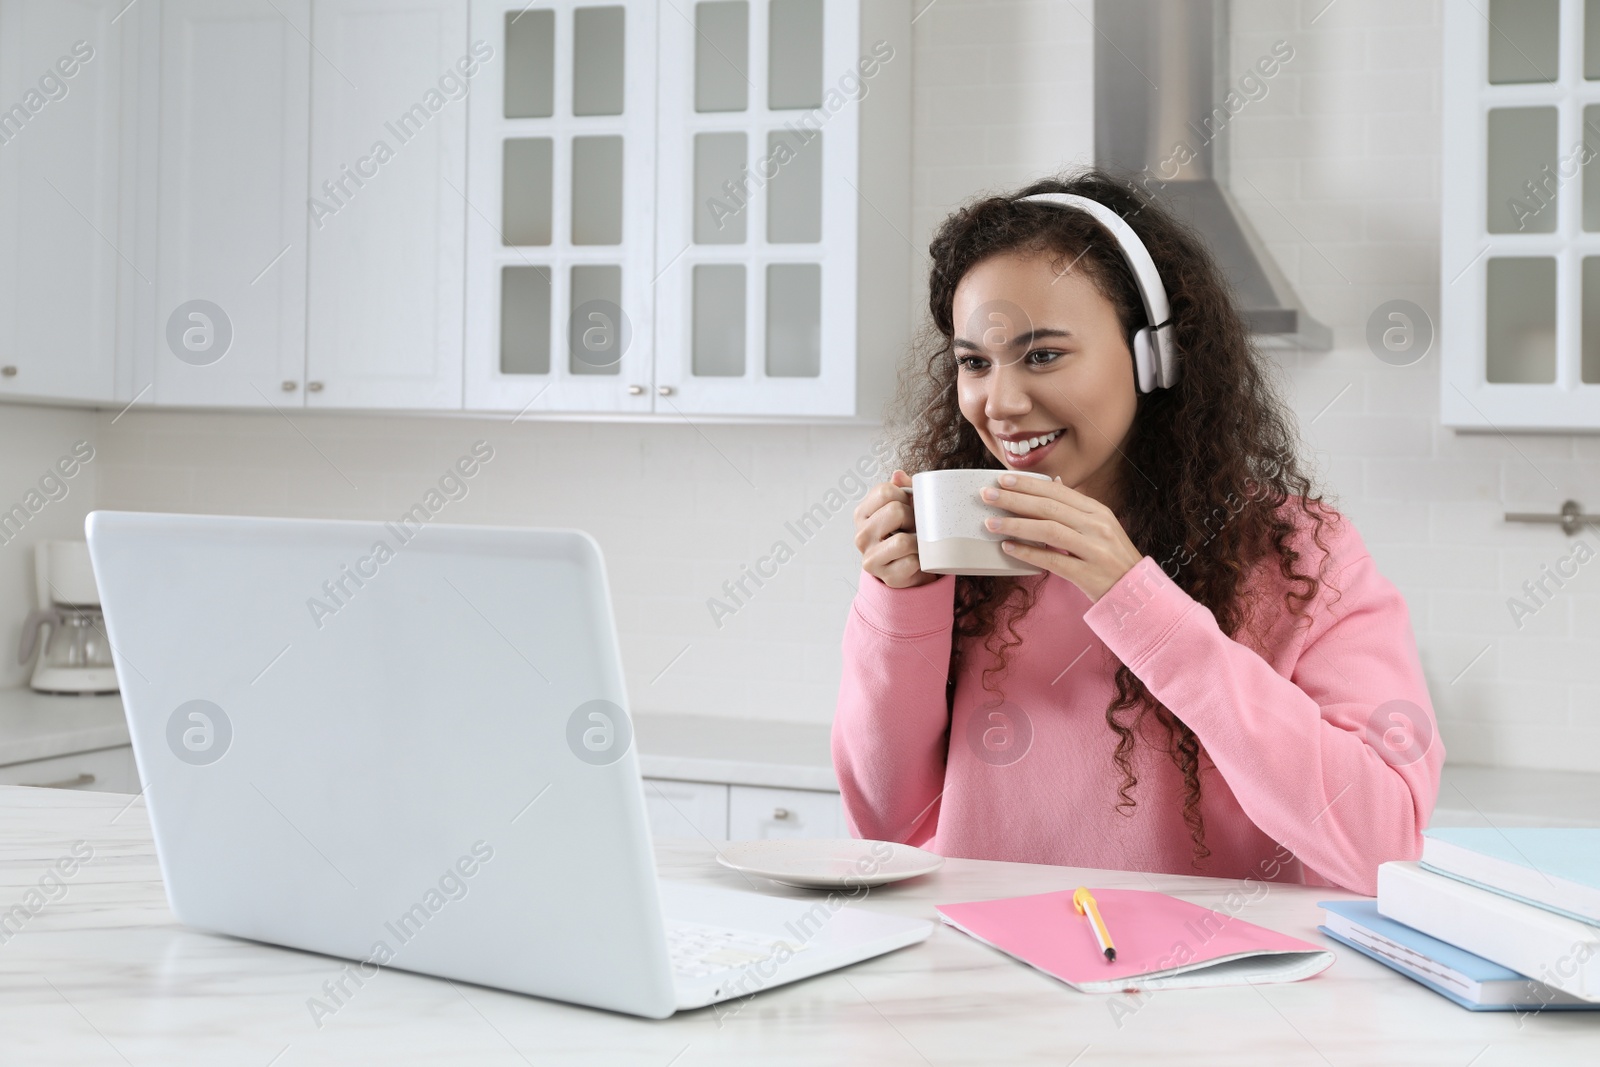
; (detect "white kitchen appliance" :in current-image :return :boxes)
[85,510,930,1019]
[16,540,117,694]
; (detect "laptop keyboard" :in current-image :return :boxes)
[665,919,809,979]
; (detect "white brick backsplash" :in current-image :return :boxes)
[1362,366,1437,414]
[1305,414,1434,457]
[1572,600,1600,641]
[1336,497,1428,543]
[1443,679,1571,727]
[1442,721,1600,772]
[1499,637,1600,687]
[1365,458,1500,502]
[1448,587,1570,640]
[1418,634,1500,688]
[1368,544,1502,590]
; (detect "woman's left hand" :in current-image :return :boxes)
[980,474,1145,602]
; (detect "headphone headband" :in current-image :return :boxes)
[1013,192,1178,392]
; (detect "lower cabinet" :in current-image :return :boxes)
[0,746,139,793]
[641,779,728,841]
[640,778,845,841]
[728,784,845,841]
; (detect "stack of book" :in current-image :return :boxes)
[1317,827,1600,1012]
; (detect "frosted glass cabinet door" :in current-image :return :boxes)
[1485,107,1557,233]
[653,0,861,416]
[0,0,125,404]
[695,1,750,112]
[1441,0,1600,429]
[1487,0,1559,82]
[151,0,311,407]
[1485,257,1557,382]
[464,0,657,414]
[305,0,468,410]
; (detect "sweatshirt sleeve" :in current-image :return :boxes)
[1081,518,1444,896]
[830,573,958,848]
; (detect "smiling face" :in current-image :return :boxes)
[950,250,1140,507]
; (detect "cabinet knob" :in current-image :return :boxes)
[657,385,675,397]
[1,365,16,378]
[282,381,298,392]
[627,384,645,396]
[307,381,324,393]
[772,807,791,820]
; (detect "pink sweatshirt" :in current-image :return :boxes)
[831,505,1444,896]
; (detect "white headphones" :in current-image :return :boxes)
[1014,192,1179,392]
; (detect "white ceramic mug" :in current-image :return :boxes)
[909,469,1051,576]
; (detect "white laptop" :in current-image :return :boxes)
[85,510,931,1019]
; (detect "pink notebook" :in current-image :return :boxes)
[937,888,1335,993]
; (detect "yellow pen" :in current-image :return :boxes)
[1073,887,1117,962]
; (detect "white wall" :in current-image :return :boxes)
[0,404,100,689]
[11,0,1599,770]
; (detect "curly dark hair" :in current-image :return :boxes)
[892,167,1335,865]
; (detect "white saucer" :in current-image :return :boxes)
[716,839,945,889]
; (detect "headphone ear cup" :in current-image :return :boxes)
[1132,328,1156,393]
[1156,326,1177,389]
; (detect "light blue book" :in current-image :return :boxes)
[1318,900,1597,1012]
[1422,828,1600,926]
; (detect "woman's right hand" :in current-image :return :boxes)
[853,469,941,589]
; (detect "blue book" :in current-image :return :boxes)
[1317,900,1598,1012]
[1422,828,1600,925]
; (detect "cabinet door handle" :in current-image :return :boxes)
[657,385,675,397]
[772,807,791,820]
[22,773,95,789]
[307,381,324,393]
[1,365,16,378]
[627,384,645,395]
[282,380,299,392]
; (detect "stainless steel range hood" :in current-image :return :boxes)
[1094,0,1331,351]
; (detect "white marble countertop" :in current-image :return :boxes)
[0,696,842,790]
[1,786,1597,1065]
[634,712,837,790]
[0,688,128,766]
[1434,764,1600,827]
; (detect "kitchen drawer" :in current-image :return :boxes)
[641,778,728,840]
[728,785,844,841]
[0,746,139,793]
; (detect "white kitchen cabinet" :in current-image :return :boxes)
[146,0,310,407]
[305,0,468,409]
[138,0,469,410]
[464,0,659,414]
[464,0,909,419]
[727,783,844,840]
[0,0,129,404]
[2,0,909,419]
[640,777,847,841]
[641,777,728,840]
[652,0,907,417]
[1441,0,1600,430]
[0,744,138,793]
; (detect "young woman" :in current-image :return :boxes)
[836,170,1442,896]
